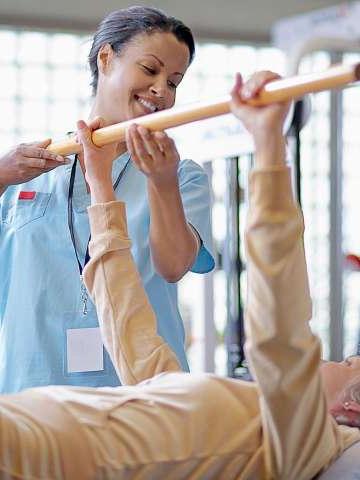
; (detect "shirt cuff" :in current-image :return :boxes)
[189,223,201,255]
[249,166,296,211]
[87,201,129,238]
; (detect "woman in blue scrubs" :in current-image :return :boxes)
[0,6,214,393]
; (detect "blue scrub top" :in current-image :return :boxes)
[0,153,214,393]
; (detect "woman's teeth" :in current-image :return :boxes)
[137,97,157,112]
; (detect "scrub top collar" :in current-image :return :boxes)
[65,151,131,212]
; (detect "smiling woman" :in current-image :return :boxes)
[89,30,191,124]
[0,6,214,393]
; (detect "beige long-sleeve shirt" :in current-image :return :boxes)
[0,166,358,479]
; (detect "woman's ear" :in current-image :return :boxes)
[97,43,115,75]
[330,398,360,427]
[344,400,360,413]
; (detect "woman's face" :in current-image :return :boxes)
[96,31,190,125]
[320,355,360,407]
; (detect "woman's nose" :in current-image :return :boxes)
[150,79,166,97]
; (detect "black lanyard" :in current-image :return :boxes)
[67,154,130,314]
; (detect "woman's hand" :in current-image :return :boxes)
[76,118,117,204]
[230,71,290,151]
[0,140,68,193]
[126,124,179,189]
[125,124,198,282]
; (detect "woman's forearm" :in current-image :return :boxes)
[147,178,198,283]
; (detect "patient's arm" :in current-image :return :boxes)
[245,165,347,479]
[74,116,182,385]
[229,70,351,479]
[83,201,181,385]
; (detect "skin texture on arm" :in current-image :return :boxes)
[78,120,182,384]
[232,72,351,478]
[126,124,198,282]
[148,175,198,282]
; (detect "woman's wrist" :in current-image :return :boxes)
[147,173,179,194]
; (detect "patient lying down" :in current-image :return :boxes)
[0,71,359,480]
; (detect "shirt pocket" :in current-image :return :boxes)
[1,192,51,230]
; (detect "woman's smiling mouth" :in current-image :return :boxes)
[135,95,159,113]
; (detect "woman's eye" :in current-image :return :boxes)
[142,65,155,74]
[168,81,177,89]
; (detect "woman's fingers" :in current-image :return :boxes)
[130,125,153,161]
[126,124,179,181]
[17,143,67,169]
[138,126,164,158]
[153,132,175,161]
[125,126,135,158]
[125,125,142,164]
[126,125,154,176]
[128,125,174,161]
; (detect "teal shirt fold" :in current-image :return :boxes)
[0,154,214,393]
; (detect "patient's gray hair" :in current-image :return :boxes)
[344,380,360,403]
[335,377,360,428]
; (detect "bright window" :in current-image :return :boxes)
[0,29,90,148]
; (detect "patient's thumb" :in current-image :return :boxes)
[76,119,93,146]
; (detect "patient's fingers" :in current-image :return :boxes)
[241,71,281,100]
[76,120,98,149]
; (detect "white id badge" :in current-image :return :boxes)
[66,327,104,373]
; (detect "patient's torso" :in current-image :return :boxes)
[48,372,265,478]
[0,372,358,479]
[0,372,265,479]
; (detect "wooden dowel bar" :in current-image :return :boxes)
[47,63,360,156]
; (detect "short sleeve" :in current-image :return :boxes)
[178,159,215,274]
